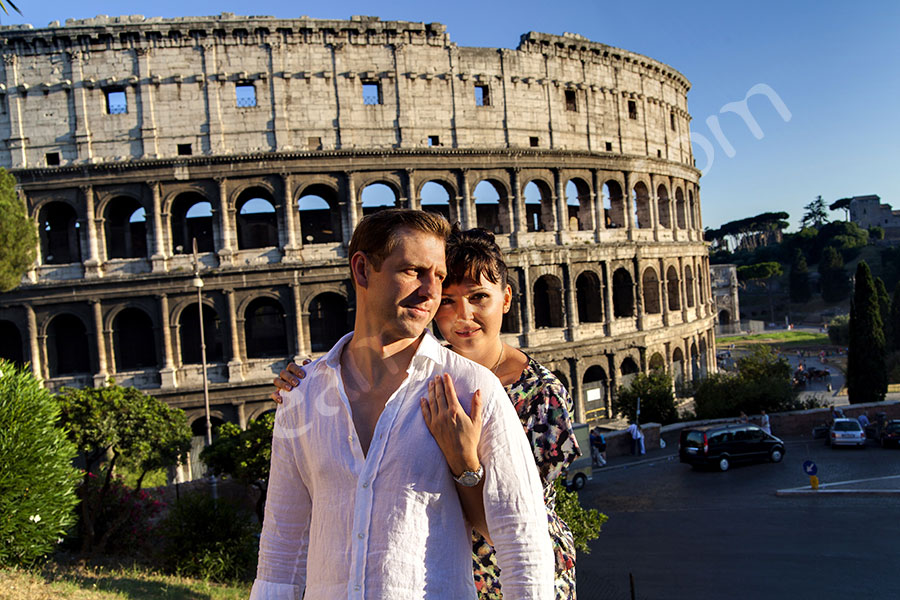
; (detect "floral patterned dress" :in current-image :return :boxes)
[472,356,581,600]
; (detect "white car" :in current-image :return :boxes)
[829,418,866,448]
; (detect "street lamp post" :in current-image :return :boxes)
[192,239,217,500]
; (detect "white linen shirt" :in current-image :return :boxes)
[249,331,553,600]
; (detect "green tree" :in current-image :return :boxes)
[869,226,885,241]
[789,249,811,303]
[0,168,37,292]
[875,277,892,351]
[0,360,80,566]
[814,221,868,262]
[613,371,678,425]
[827,314,850,346]
[819,246,850,303]
[847,262,887,404]
[552,478,607,553]
[891,282,900,353]
[800,195,829,229]
[57,384,191,555]
[829,197,852,221]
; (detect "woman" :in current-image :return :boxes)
[275,226,580,599]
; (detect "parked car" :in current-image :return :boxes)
[679,423,785,472]
[879,420,900,448]
[564,423,593,490]
[828,418,866,448]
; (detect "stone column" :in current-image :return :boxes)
[3,54,28,167]
[520,267,535,337]
[458,169,473,229]
[571,358,586,423]
[291,280,308,360]
[216,178,235,266]
[269,42,289,150]
[225,289,244,383]
[553,168,569,243]
[158,294,177,388]
[592,169,605,237]
[633,259,644,330]
[660,259,671,326]
[148,181,168,272]
[344,172,359,244]
[24,304,41,379]
[563,264,578,335]
[135,47,160,159]
[281,172,300,260]
[81,185,102,277]
[684,338,694,382]
[679,257,690,321]
[601,262,615,335]
[405,169,418,210]
[66,52,94,162]
[509,168,525,244]
[91,300,109,386]
[237,402,247,430]
[623,171,634,236]
[201,43,226,154]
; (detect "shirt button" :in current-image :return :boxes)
[362,481,369,488]
[358,532,364,539]
[354,584,361,591]
[348,435,353,443]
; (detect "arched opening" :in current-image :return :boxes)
[533,275,564,329]
[236,190,278,250]
[656,185,670,229]
[39,202,81,264]
[688,190,696,230]
[619,356,640,389]
[361,182,399,217]
[583,365,608,418]
[718,309,731,325]
[685,265,695,308]
[501,282,521,334]
[667,265,681,311]
[113,307,157,371]
[170,193,214,254]
[675,188,686,230]
[473,180,510,234]
[612,268,634,318]
[46,314,90,376]
[632,182,651,229]
[576,271,603,323]
[0,320,24,366]
[672,347,685,390]
[309,292,350,353]
[523,180,553,232]
[298,185,341,244]
[105,197,147,259]
[603,180,626,228]
[179,303,224,365]
[691,342,700,381]
[648,352,665,372]
[698,338,708,379]
[420,181,452,222]
[566,178,593,231]
[245,297,288,358]
[642,268,661,315]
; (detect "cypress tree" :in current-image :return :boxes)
[875,277,891,351]
[789,249,811,303]
[847,261,887,404]
[891,281,900,353]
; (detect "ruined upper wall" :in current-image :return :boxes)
[0,15,694,170]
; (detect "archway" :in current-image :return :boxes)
[46,314,90,376]
[619,356,640,389]
[576,271,603,323]
[245,297,289,358]
[420,181,452,222]
[473,180,510,234]
[170,193,214,253]
[675,188,686,229]
[361,182,399,217]
[642,268,661,315]
[523,180,553,232]
[566,178,593,231]
[685,265,695,308]
[533,274,564,328]
[0,320,24,366]
[236,190,278,249]
[298,185,341,244]
[39,202,81,264]
[603,180,626,228]
[612,268,634,318]
[632,182,651,229]
[113,307,157,371]
[309,292,350,353]
[583,365,609,419]
[179,303,225,364]
[719,309,731,325]
[105,197,147,259]
[656,184,670,228]
[667,265,681,311]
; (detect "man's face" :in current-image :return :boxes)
[361,228,447,342]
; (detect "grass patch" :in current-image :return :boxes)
[0,561,251,600]
[718,331,830,346]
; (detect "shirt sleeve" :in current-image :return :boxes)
[479,379,554,600]
[249,398,312,600]
[524,371,581,486]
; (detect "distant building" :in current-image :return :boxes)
[848,195,900,240]
[710,264,740,334]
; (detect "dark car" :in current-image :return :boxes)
[880,420,900,448]
[679,423,785,472]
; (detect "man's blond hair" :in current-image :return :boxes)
[348,209,450,271]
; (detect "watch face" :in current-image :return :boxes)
[458,472,479,487]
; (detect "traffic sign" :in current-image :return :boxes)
[802,460,817,476]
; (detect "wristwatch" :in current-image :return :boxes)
[452,464,484,487]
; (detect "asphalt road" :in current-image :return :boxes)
[573,438,900,599]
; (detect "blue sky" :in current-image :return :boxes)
[4,0,898,231]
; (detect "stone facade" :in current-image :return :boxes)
[848,195,900,240]
[0,15,715,432]
[710,264,740,334]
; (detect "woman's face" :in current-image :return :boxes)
[434,273,512,354]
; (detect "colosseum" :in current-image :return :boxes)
[0,14,715,453]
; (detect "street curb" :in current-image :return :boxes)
[776,488,900,497]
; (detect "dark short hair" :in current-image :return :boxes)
[348,209,451,270]
[444,224,508,288]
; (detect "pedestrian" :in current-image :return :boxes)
[627,422,645,456]
[590,427,607,467]
[739,411,749,424]
[760,410,771,434]
[858,412,870,428]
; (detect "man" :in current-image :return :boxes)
[627,421,645,456]
[589,427,607,467]
[250,209,552,599]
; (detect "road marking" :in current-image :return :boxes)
[777,473,900,495]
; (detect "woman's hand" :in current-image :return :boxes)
[420,374,483,476]
[271,359,311,404]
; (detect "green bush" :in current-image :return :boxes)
[0,360,80,566]
[158,493,259,583]
[827,315,850,346]
[613,371,678,425]
[552,478,607,554]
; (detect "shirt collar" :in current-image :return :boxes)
[319,329,443,372]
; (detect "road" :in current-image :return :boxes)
[574,437,900,599]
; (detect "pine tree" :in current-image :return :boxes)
[0,168,37,292]
[819,246,850,303]
[847,262,887,404]
[875,277,892,351]
[789,249,811,303]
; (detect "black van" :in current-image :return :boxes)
[679,423,785,471]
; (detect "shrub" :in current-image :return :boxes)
[552,478,607,554]
[613,371,678,425]
[0,360,80,566]
[158,493,259,583]
[827,314,850,346]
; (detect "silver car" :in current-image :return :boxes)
[829,418,866,447]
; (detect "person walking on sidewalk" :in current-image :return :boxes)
[590,428,607,467]
[627,422,645,456]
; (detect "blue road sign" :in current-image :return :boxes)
[803,460,817,476]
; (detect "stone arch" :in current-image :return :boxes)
[501,277,521,334]
[38,201,81,264]
[666,265,681,311]
[419,180,453,222]
[246,405,276,424]
[523,179,554,232]
[235,187,279,250]
[685,264,695,307]
[298,183,342,245]
[675,187,686,229]
[473,179,511,234]
[104,195,148,259]
[656,184,670,229]
[308,292,351,353]
[602,179,626,228]
[113,307,158,371]
[583,364,609,418]
[672,347,685,389]
[632,181,651,229]
[619,355,640,388]
[565,177,593,231]
[245,296,289,358]
[170,191,214,254]
[533,274,564,328]
[612,267,634,318]
[360,181,401,216]
[648,352,665,371]
[698,337,709,379]
[0,319,24,366]
[642,267,661,314]
[179,302,225,364]
[691,342,700,380]
[718,309,731,325]
[576,270,603,323]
